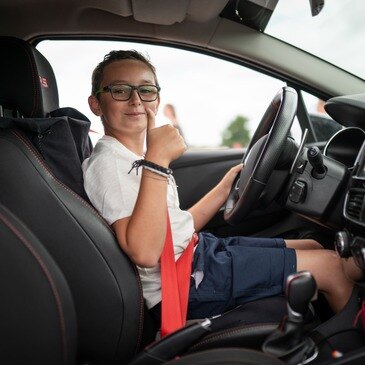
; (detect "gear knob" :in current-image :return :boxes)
[286,271,317,322]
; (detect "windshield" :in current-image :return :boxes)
[265,0,365,80]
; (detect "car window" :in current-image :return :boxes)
[37,40,289,148]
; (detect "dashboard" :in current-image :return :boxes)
[341,139,365,270]
[325,94,365,271]
[285,93,365,273]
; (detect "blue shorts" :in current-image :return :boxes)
[187,233,297,319]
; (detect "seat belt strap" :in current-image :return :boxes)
[160,212,198,337]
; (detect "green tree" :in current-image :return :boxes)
[221,115,250,148]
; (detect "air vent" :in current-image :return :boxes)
[346,189,365,221]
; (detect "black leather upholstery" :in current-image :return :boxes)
[0,115,92,200]
[0,128,153,364]
[187,297,289,353]
[0,36,59,117]
[0,36,156,364]
[0,203,77,365]
[164,348,285,365]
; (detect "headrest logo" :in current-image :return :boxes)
[39,76,49,88]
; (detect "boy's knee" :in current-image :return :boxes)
[324,249,341,264]
[309,239,324,250]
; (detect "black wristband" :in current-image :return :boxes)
[129,159,173,175]
[142,159,173,175]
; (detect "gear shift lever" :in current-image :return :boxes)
[262,271,318,364]
[286,271,317,323]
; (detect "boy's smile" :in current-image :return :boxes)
[124,110,146,118]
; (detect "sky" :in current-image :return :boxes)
[36,0,365,148]
[267,0,365,79]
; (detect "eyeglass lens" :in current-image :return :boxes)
[110,84,158,101]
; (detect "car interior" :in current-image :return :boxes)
[0,1,365,365]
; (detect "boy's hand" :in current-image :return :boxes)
[145,108,186,167]
[217,164,243,198]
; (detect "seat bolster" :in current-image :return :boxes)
[0,203,77,365]
[188,323,279,352]
[164,348,285,365]
[0,129,149,364]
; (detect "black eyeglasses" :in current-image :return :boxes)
[96,83,160,102]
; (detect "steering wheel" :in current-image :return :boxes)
[224,87,298,225]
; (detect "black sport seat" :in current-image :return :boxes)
[0,203,77,365]
[0,36,155,364]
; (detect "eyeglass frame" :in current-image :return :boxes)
[95,83,161,102]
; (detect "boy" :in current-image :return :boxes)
[82,50,353,322]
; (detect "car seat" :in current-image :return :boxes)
[0,203,77,365]
[0,36,312,364]
[0,36,154,364]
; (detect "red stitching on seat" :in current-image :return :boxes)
[190,323,278,350]
[0,210,69,365]
[10,129,146,354]
[12,129,112,229]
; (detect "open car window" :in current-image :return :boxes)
[37,40,289,148]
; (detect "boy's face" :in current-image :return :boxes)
[89,59,160,137]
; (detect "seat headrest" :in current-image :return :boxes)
[0,36,59,118]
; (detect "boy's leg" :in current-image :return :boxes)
[296,249,353,313]
[188,234,296,319]
[285,239,323,250]
[342,257,364,282]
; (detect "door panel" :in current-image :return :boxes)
[171,148,287,235]
[172,149,243,210]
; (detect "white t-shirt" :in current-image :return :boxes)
[82,135,195,308]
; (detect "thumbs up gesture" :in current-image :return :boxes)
[145,108,186,167]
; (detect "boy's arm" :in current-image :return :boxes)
[113,168,168,268]
[113,108,186,268]
[188,164,242,232]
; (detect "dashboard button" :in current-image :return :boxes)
[289,180,307,203]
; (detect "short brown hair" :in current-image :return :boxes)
[91,50,158,97]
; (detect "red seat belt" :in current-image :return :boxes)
[160,212,198,337]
